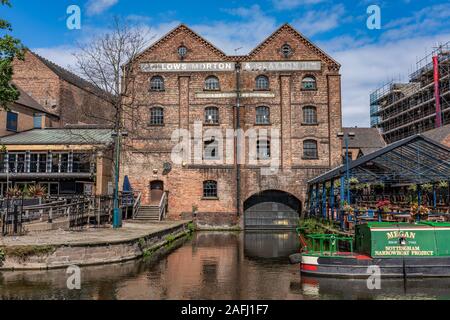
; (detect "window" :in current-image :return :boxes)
[302,76,317,90]
[303,140,318,159]
[257,139,271,160]
[204,138,219,160]
[255,75,269,91]
[256,106,270,124]
[205,76,220,91]
[33,114,43,129]
[30,153,47,173]
[303,106,317,124]
[205,107,219,124]
[178,46,187,59]
[281,43,292,58]
[73,153,92,173]
[203,180,218,198]
[7,153,26,173]
[150,107,164,125]
[150,76,165,91]
[6,111,18,132]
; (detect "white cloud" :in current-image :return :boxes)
[291,4,346,37]
[33,46,79,71]
[273,0,326,10]
[328,33,450,127]
[86,0,118,16]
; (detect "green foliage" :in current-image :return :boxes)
[299,218,340,235]
[422,183,433,193]
[187,222,196,233]
[25,184,47,198]
[0,0,25,110]
[439,181,449,190]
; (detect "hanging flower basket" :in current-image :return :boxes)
[376,199,391,213]
[410,203,430,220]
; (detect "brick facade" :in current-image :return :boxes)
[12,51,113,126]
[121,24,343,227]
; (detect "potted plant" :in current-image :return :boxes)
[26,185,47,198]
[6,186,22,198]
[439,181,448,190]
[422,183,433,193]
[376,199,391,213]
[410,203,430,221]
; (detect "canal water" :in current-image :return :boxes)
[1,232,450,300]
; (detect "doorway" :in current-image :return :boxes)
[150,180,164,204]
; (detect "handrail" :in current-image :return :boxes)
[132,192,142,219]
[159,191,168,221]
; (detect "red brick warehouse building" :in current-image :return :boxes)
[122,24,343,229]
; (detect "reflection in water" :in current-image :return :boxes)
[0,232,449,300]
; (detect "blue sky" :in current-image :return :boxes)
[3,0,450,126]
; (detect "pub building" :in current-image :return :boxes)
[121,23,343,229]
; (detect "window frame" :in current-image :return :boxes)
[203,138,220,160]
[149,76,165,92]
[204,76,220,91]
[302,76,317,91]
[255,75,270,91]
[257,139,271,160]
[149,107,164,126]
[255,106,270,125]
[303,140,319,160]
[204,106,220,125]
[302,106,318,125]
[203,180,218,199]
[6,111,18,132]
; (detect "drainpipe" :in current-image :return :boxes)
[235,62,242,217]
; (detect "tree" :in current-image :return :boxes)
[74,17,151,133]
[0,0,25,109]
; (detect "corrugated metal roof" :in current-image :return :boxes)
[0,128,114,145]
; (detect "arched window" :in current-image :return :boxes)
[303,106,317,124]
[281,43,292,58]
[256,106,270,124]
[205,76,220,91]
[149,107,164,125]
[203,180,218,198]
[150,76,165,91]
[255,75,269,91]
[257,139,271,160]
[303,140,318,159]
[302,76,317,90]
[204,138,219,160]
[205,107,219,124]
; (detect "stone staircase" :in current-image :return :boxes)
[134,205,160,222]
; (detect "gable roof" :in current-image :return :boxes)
[132,23,340,67]
[343,127,386,150]
[422,124,450,144]
[309,134,450,185]
[15,85,59,117]
[248,23,341,68]
[29,50,111,101]
[133,24,229,62]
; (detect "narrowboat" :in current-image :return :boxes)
[298,222,450,278]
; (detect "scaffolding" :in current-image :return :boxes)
[370,42,450,143]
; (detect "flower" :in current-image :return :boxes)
[376,200,391,213]
[410,203,430,217]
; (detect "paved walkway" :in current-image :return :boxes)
[0,221,191,247]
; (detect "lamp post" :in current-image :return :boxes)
[112,130,128,229]
[337,131,355,205]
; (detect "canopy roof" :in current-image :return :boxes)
[309,134,450,185]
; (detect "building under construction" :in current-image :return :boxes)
[371,42,450,143]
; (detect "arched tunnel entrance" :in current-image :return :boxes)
[244,190,302,230]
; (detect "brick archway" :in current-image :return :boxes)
[243,190,302,230]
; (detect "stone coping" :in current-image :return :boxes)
[0,221,191,248]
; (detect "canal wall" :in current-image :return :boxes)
[181,212,241,230]
[0,221,193,271]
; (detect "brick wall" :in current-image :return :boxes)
[12,51,113,126]
[121,24,342,227]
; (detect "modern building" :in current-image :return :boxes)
[0,85,60,137]
[0,127,113,197]
[371,42,450,143]
[121,24,343,229]
[12,50,114,126]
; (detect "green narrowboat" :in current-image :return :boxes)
[299,222,450,278]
